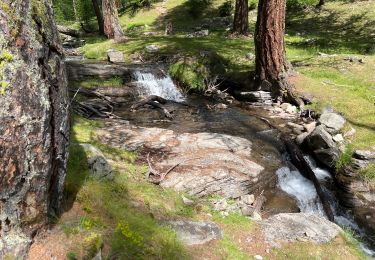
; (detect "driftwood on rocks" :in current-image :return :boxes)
[146,153,199,184]
[246,112,334,221]
[57,25,81,37]
[131,95,173,119]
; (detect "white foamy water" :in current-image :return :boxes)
[277,158,375,257]
[276,167,325,216]
[133,71,185,102]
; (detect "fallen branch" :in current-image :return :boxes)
[146,153,200,184]
[57,25,81,37]
[131,95,173,119]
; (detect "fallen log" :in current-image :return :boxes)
[57,25,81,37]
[131,95,173,119]
[69,88,116,105]
[246,112,334,221]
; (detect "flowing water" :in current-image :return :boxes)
[114,70,375,256]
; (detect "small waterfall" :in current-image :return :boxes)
[277,156,375,257]
[133,71,185,102]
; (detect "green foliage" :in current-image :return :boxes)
[52,0,95,24]
[286,0,316,10]
[359,163,375,186]
[83,232,103,259]
[248,0,257,10]
[187,0,212,17]
[336,145,354,170]
[218,0,233,17]
[169,59,207,91]
[66,251,78,260]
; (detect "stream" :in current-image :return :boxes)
[68,57,375,256]
[130,70,375,257]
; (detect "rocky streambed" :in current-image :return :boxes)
[66,60,375,256]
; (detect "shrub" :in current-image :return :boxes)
[335,145,353,170]
[187,0,212,18]
[218,0,233,17]
[249,0,257,10]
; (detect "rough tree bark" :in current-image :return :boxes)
[92,0,105,35]
[254,0,303,106]
[233,0,249,35]
[102,0,124,40]
[0,0,69,257]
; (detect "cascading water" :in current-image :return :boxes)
[133,71,185,102]
[277,155,375,257]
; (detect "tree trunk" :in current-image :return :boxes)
[0,0,69,257]
[233,0,249,35]
[254,0,302,106]
[102,0,124,40]
[316,0,325,8]
[92,0,105,35]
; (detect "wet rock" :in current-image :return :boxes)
[318,112,346,134]
[280,103,297,114]
[107,49,124,63]
[262,213,341,246]
[80,144,114,181]
[314,148,340,168]
[235,91,273,105]
[306,125,335,150]
[296,132,310,145]
[167,220,223,245]
[97,122,265,198]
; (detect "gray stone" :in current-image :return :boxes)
[306,125,335,150]
[107,49,124,63]
[80,144,114,181]
[214,199,228,211]
[167,220,223,245]
[92,249,102,260]
[145,44,159,52]
[304,121,316,133]
[246,53,255,60]
[254,255,263,260]
[319,113,346,134]
[344,127,356,138]
[296,132,310,145]
[354,150,375,161]
[287,122,305,131]
[241,194,255,205]
[314,148,340,168]
[262,213,342,246]
[182,195,195,205]
[333,134,344,143]
[97,123,264,198]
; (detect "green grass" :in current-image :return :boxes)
[70,76,124,89]
[336,144,354,170]
[359,163,375,187]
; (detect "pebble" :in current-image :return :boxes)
[254,255,263,260]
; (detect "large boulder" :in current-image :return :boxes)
[80,144,114,181]
[306,125,335,150]
[262,213,342,246]
[107,49,124,63]
[0,1,69,257]
[96,122,265,198]
[167,220,223,245]
[318,112,346,134]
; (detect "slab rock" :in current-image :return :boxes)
[167,220,223,245]
[262,213,341,246]
[107,49,124,63]
[96,122,264,198]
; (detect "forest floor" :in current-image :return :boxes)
[79,0,375,149]
[29,0,375,259]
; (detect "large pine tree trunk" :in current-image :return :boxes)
[102,0,124,39]
[0,0,69,257]
[254,0,302,106]
[92,0,105,35]
[233,0,249,35]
